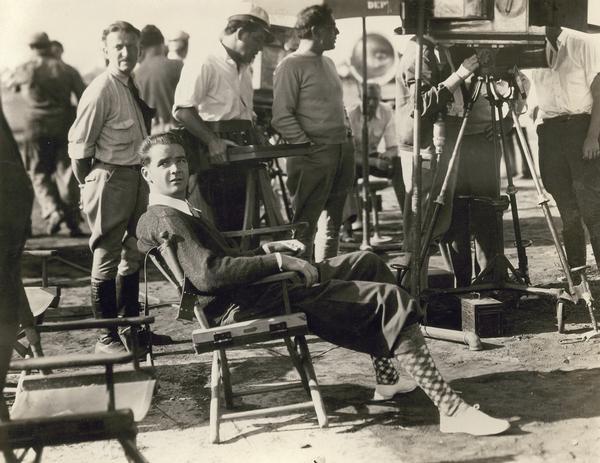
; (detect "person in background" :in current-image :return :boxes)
[167,30,190,61]
[272,4,354,262]
[345,82,405,239]
[68,21,156,354]
[173,4,273,231]
[136,25,183,134]
[12,32,85,236]
[349,83,404,210]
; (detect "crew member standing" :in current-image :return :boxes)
[12,32,85,236]
[68,21,152,353]
[272,4,355,262]
[532,27,600,277]
[172,4,274,231]
[136,25,183,134]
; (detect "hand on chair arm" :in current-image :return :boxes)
[262,239,305,256]
[279,255,318,287]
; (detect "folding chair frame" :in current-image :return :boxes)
[147,231,328,443]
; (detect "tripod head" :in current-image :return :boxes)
[475,67,528,106]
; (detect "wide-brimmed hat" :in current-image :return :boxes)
[228,4,274,43]
[28,31,51,48]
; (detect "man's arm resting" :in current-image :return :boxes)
[173,107,230,163]
[72,158,92,184]
[583,74,600,160]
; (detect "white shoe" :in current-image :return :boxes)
[440,404,510,436]
[372,381,418,401]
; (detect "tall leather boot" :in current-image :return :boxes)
[117,272,173,349]
[91,278,125,353]
[116,272,141,317]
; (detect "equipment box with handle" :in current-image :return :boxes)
[459,294,504,338]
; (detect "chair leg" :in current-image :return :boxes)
[297,337,328,428]
[209,351,222,444]
[32,447,43,463]
[283,337,309,393]
[218,349,234,409]
[119,437,149,463]
[2,449,17,463]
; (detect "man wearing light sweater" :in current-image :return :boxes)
[272,4,354,263]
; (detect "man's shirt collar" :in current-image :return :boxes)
[149,193,193,216]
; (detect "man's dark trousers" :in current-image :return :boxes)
[537,114,600,270]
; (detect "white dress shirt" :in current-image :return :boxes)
[172,42,254,121]
[532,29,600,119]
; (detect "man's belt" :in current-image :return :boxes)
[542,113,589,124]
[95,160,141,170]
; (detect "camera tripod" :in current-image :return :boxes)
[417,72,599,341]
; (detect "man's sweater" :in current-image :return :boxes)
[272,53,347,145]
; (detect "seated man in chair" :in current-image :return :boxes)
[135,132,510,436]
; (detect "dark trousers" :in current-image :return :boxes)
[441,132,500,287]
[246,251,420,358]
[537,114,600,269]
[24,134,79,223]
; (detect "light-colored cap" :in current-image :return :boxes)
[228,4,274,42]
[169,30,190,42]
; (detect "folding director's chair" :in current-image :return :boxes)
[148,231,328,444]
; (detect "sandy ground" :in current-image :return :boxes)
[4,170,599,463]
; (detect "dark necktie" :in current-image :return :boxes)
[128,77,155,134]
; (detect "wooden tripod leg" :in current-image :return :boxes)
[119,437,149,463]
[209,350,222,444]
[257,167,285,226]
[297,337,328,428]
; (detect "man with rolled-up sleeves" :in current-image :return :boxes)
[68,21,155,353]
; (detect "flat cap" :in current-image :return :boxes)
[28,32,51,48]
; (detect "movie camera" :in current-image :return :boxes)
[400,0,589,75]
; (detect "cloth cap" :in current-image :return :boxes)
[228,4,274,42]
[169,30,190,42]
[28,32,51,48]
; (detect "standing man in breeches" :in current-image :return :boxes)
[68,21,153,353]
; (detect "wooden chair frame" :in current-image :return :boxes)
[1,316,154,463]
[147,232,328,444]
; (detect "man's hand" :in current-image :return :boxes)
[208,138,237,165]
[263,239,305,256]
[460,54,480,75]
[582,135,600,160]
[280,255,319,287]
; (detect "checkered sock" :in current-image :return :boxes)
[394,324,464,416]
[371,357,399,385]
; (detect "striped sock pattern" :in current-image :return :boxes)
[395,326,464,416]
[371,356,399,385]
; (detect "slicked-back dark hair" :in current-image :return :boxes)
[139,132,186,166]
[295,4,334,39]
[102,21,141,43]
